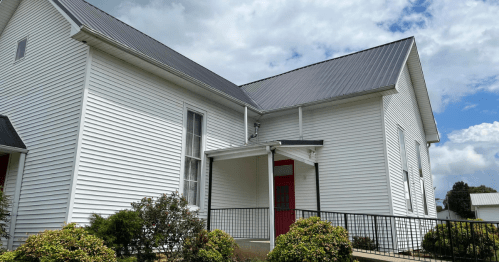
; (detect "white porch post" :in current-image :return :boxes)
[8,152,26,250]
[244,106,248,145]
[298,107,303,140]
[267,146,275,250]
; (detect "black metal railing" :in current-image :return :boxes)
[209,207,499,261]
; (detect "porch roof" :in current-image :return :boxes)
[205,140,323,165]
[0,115,27,153]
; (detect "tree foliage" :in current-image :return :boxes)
[469,185,497,194]
[443,181,475,219]
[0,187,11,251]
[85,210,143,258]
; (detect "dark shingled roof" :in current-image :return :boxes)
[53,0,260,108]
[0,115,26,149]
[241,37,414,111]
[54,0,414,112]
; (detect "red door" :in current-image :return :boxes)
[274,159,295,237]
[0,155,9,192]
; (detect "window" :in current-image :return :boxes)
[416,142,428,215]
[183,111,203,206]
[420,180,428,215]
[398,128,412,212]
[416,142,423,177]
[15,38,27,61]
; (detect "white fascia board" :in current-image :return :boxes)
[0,144,28,154]
[47,0,81,36]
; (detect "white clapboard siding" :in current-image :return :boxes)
[384,63,436,218]
[258,98,390,215]
[0,0,88,247]
[72,49,248,225]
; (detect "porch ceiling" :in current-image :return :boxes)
[205,140,322,166]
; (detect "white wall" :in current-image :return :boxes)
[383,64,436,218]
[258,98,391,215]
[0,0,88,247]
[71,49,248,225]
[476,206,499,222]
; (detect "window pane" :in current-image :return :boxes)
[183,157,191,180]
[274,164,293,176]
[16,39,27,60]
[421,181,428,215]
[185,133,193,157]
[398,129,407,171]
[183,180,189,201]
[404,171,412,211]
[193,135,201,158]
[187,111,194,133]
[194,114,202,136]
[416,142,423,177]
[189,158,199,181]
[190,181,198,206]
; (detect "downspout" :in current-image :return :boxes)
[244,106,248,145]
[298,107,303,140]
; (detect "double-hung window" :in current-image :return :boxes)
[183,111,203,206]
[416,142,428,215]
[398,128,412,212]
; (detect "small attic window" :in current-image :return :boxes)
[15,38,27,61]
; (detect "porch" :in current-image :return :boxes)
[204,140,323,249]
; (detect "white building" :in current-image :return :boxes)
[0,0,439,250]
[471,193,499,221]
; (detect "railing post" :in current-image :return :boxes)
[470,221,477,262]
[374,216,379,251]
[446,220,455,261]
[344,213,348,231]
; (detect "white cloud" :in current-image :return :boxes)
[430,121,499,176]
[110,0,499,113]
[463,104,477,110]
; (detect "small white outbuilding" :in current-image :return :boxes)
[470,193,499,222]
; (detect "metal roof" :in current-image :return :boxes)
[0,115,26,150]
[241,37,414,111]
[470,193,499,206]
[53,0,260,108]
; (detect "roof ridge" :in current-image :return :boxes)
[240,36,414,87]
[69,0,244,89]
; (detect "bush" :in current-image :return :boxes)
[352,236,377,251]
[422,219,499,260]
[0,186,11,250]
[86,210,143,258]
[130,191,204,261]
[183,229,238,262]
[0,250,17,262]
[10,223,116,261]
[267,217,353,262]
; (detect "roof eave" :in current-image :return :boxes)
[73,26,262,114]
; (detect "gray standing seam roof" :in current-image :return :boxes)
[241,37,414,111]
[470,193,499,206]
[0,115,26,149]
[54,0,260,108]
[54,0,414,112]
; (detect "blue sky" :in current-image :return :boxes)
[85,0,499,203]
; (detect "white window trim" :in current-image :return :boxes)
[179,103,207,211]
[14,36,29,63]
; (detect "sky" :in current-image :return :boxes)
[85,0,499,203]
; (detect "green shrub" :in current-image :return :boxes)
[352,236,377,251]
[0,250,17,262]
[12,223,116,261]
[422,219,499,260]
[183,229,238,262]
[0,186,11,250]
[267,217,353,262]
[130,191,204,261]
[86,210,143,258]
